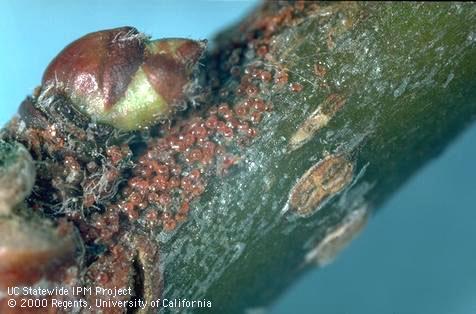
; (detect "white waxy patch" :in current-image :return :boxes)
[305,206,369,266]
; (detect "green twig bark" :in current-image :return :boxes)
[0,2,475,314]
[161,2,476,313]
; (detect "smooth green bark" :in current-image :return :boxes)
[161,3,476,313]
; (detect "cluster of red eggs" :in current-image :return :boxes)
[106,1,311,234]
[117,96,272,232]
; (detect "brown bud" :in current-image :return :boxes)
[41,26,206,130]
[42,26,144,111]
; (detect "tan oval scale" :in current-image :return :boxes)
[288,94,346,152]
[289,155,353,216]
[305,206,369,266]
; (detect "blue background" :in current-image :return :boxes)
[1,1,475,313]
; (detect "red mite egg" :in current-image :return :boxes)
[135,179,150,191]
[158,193,171,206]
[129,210,139,221]
[235,105,248,117]
[153,175,168,191]
[170,137,187,152]
[223,111,235,122]
[164,156,177,167]
[170,164,182,176]
[207,128,215,137]
[189,169,201,180]
[241,99,251,108]
[121,202,134,212]
[154,163,169,175]
[122,202,138,220]
[247,127,257,137]
[251,68,261,78]
[183,132,196,147]
[137,201,149,210]
[275,70,289,85]
[215,145,226,156]
[64,156,80,170]
[175,212,187,223]
[127,177,141,188]
[148,192,160,204]
[218,104,232,117]
[145,210,158,223]
[314,63,327,77]
[129,192,143,204]
[257,45,268,57]
[110,244,125,258]
[120,143,131,154]
[161,211,172,221]
[216,121,227,133]
[260,70,272,82]
[200,155,212,165]
[223,127,234,138]
[201,141,216,157]
[237,122,250,131]
[248,67,259,78]
[193,126,208,140]
[251,111,262,124]
[122,186,133,196]
[191,182,205,196]
[168,177,181,189]
[138,155,148,166]
[205,115,218,129]
[163,219,177,232]
[228,118,241,129]
[188,148,203,163]
[246,85,259,97]
[290,83,303,92]
[179,202,190,214]
[168,136,179,149]
[181,177,193,192]
[140,166,153,178]
[253,98,266,111]
[147,161,156,171]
